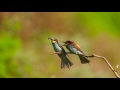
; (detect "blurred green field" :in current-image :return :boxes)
[0,12,120,78]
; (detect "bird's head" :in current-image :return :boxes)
[48,37,58,43]
[62,40,74,46]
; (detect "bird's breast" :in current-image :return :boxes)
[52,43,62,52]
[67,45,76,53]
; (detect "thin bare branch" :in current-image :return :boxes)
[90,53,120,78]
[50,52,120,78]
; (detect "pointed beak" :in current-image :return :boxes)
[61,41,67,46]
[48,37,52,40]
[62,44,67,46]
[48,37,55,43]
[61,41,66,43]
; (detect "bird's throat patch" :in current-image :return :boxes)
[52,40,56,43]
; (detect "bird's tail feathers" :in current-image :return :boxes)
[61,56,73,69]
[61,60,65,69]
[78,55,90,64]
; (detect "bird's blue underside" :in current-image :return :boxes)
[67,45,84,55]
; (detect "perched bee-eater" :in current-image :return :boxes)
[48,37,73,69]
[62,40,90,64]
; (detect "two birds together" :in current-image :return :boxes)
[48,37,90,69]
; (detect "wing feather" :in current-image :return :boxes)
[73,44,81,50]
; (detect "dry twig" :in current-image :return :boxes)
[51,52,120,78]
[86,53,120,78]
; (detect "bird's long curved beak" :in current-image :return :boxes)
[62,44,67,46]
[48,37,55,43]
[61,41,66,43]
[61,41,67,46]
[48,37,52,40]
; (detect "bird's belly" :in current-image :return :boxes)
[68,45,77,53]
[67,45,83,55]
[76,51,83,55]
[53,44,62,52]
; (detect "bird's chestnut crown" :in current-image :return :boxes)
[62,40,74,46]
[64,41,74,44]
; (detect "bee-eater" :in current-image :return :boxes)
[62,40,90,64]
[48,37,73,69]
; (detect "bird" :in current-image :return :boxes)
[48,37,73,69]
[62,40,90,64]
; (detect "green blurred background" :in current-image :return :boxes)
[0,12,120,78]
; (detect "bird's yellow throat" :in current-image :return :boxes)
[52,40,56,43]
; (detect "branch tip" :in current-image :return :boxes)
[116,65,119,69]
[50,51,120,78]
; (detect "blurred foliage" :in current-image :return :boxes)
[75,12,120,37]
[0,27,22,77]
[0,12,120,78]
